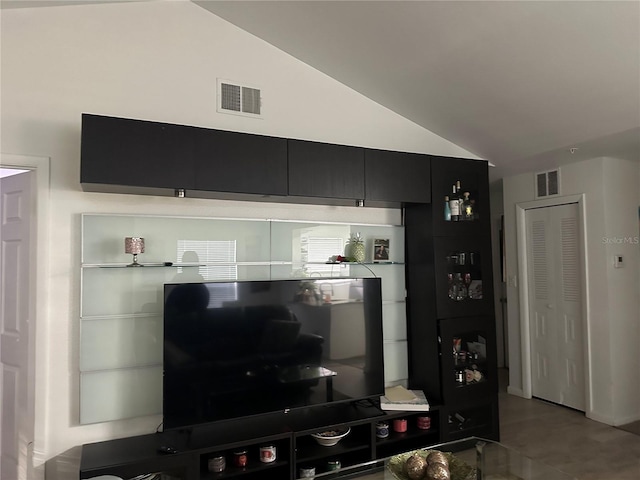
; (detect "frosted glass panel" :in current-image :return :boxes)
[271,221,351,264]
[80,316,162,371]
[382,303,407,341]
[269,263,353,280]
[82,214,270,264]
[270,221,403,264]
[80,367,162,424]
[383,341,408,384]
[80,214,405,424]
[353,224,405,263]
[236,265,271,280]
[82,268,170,317]
[376,266,406,302]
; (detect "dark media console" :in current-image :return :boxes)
[80,401,443,480]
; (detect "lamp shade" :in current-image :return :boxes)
[124,237,145,255]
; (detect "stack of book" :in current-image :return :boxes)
[380,385,430,411]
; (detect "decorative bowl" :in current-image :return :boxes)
[311,426,351,447]
[387,449,475,480]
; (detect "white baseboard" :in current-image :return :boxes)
[506,385,526,398]
[612,412,640,427]
[586,410,615,426]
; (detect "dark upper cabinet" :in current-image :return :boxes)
[364,149,431,204]
[81,114,196,191]
[288,139,365,200]
[193,128,288,196]
[430,156,490,236]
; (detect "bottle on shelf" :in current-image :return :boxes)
[444,195,451,221]
[447,273,468,301]
[449,184,461,221]
[461,192,473,220]
[447,274,455,300]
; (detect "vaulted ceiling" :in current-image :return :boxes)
[194,1,640,182]
[4,0,640,182]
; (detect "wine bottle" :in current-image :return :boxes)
[449,184,460,221]
[444,195,451,221]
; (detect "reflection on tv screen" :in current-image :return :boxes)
[162,278,384,430]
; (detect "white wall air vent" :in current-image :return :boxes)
[217,79,262,118]
[535,168,560,198]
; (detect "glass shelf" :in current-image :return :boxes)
[83,261,274,268]
[82,261,405,269]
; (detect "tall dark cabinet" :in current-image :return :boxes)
[78,116,500,479]
[405,155,499,442]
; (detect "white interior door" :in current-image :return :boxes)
[526,202,585,411]
[1,170,35,480]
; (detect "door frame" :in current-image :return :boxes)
[0,153,50,478]
[515,194,591,412]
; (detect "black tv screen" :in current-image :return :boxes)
[162,277,385,430]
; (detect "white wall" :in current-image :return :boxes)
[502,156,640,426]
[1,1,480,470]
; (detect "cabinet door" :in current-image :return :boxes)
[193,128,288,196]
[430,156,490,236]
[365,149,431,204]
[288,139,365,200]
[441,400,500,442]
[80,114,196,190]
[433,235,494,318]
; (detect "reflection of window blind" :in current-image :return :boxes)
[304,237,345,276]
[176,240,237,280]
[205,282,238,308]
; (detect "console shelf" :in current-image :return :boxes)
[79,404,443,480]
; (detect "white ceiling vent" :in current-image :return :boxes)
[535,168,560,198]
[217,79,262,118]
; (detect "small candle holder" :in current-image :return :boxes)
[124,237,145,267]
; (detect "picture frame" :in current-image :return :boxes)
[373,238,390,262]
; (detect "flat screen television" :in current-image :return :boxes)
[162,277,385,430]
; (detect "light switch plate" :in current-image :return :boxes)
[614,255,623,268]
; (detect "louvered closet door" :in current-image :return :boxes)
[526,203,584,411]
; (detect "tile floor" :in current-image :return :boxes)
[357,369,640,480]
[497,369,640,480]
